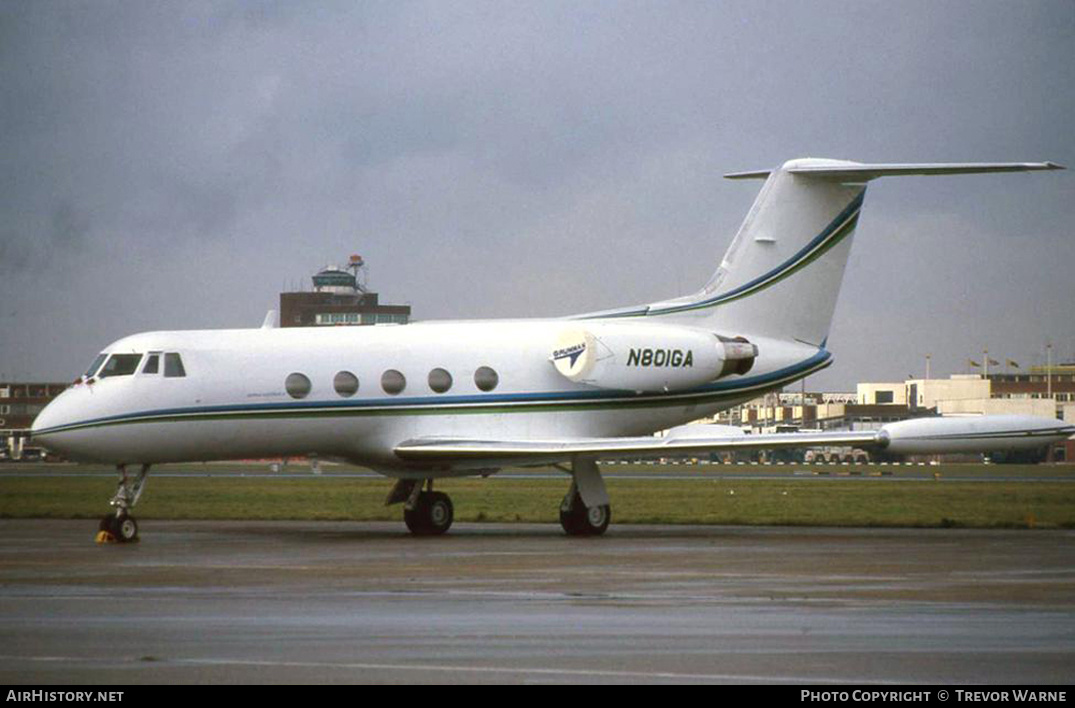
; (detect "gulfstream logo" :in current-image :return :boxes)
[552,343,586,367]
[627,348,693,367]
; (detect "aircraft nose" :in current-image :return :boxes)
[31,389,77,445]
[32,402,55,437]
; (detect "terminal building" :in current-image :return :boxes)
[279,255,411,328]
[1,382,68,460]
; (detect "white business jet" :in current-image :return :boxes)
[31,158,1073,541]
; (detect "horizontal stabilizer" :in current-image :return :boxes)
[726,161,1064,181]
[723,169,775,180]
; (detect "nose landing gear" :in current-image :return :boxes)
[95,464,150,544]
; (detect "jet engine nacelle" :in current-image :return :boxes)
[550,323,757,392]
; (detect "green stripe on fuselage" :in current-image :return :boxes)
[40,359,831,435]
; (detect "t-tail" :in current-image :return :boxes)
[635,158,1063,346]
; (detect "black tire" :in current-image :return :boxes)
[403,500,429,535]
[560,493,610,536]
[424,492,453,535]
[404,492,454,536]
[559,505,581,535]
[115,514,139,542]
[98,513,138,542]
[581,503,611,536]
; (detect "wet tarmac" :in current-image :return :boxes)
[1,520,1073,684]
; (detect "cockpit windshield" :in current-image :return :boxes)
[84,351,185,380]
[164,353,186,377]
[142,353,160,375]
[98,354,143,378]
[84,354,107,379]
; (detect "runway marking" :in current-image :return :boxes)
[0,654,902,684]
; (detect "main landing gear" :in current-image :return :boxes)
[96,463,149,544]
[557,457,611,536]
[386,457,611,537]
[559,488,611,536]
[388,479,454,536]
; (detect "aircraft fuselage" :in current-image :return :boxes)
[32,319,826,474]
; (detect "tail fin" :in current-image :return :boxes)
[644,158,1062,346]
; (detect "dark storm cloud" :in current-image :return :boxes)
[0,0,1072,387]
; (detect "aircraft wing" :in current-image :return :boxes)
[395,430,879,466]
[394,416,1074,469]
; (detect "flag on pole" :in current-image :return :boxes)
[1007,359,1020,368]
[968,359,980,368]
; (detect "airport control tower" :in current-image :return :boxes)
[279,254,411,327]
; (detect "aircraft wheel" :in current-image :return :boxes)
[115,514,139,542]
[98,513,138,543]
[582,504,611,536]
[403,502,428,534]
[404,492,453,536]
[559,506,581,535]
[425,492,453,535]
[560,494,610,536]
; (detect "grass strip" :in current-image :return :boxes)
[2,473,1073,529]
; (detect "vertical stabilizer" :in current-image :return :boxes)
[642,158,1061,346]
[648,158,866,346]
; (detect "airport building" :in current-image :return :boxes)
[279,255,411,328]
[0,382,68,460]
[719,391,918,435]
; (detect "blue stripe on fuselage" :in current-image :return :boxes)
[34,350,832,435]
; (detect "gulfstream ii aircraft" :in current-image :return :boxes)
[32,158,1073,540]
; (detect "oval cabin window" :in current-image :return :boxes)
[285,372,312,399]
[474,366,499,392]
[428,368,453,394]
[381,369,406,395]
[333,371,359,397]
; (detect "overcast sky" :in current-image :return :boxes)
[1,1,1072,390]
